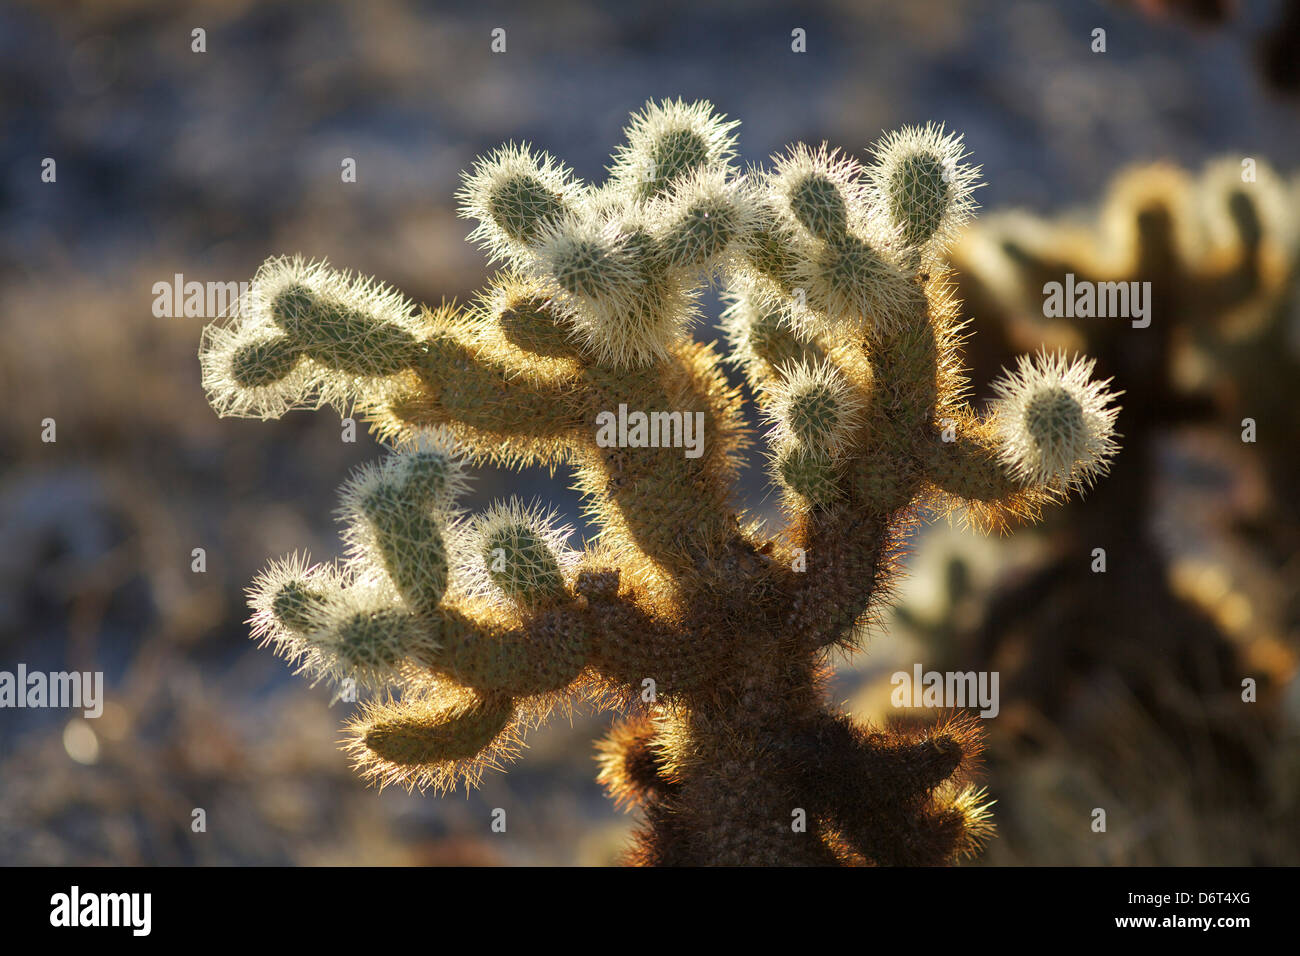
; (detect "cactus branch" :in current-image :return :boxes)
[200,100,1121,865]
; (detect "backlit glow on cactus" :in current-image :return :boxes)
[457,143,584,264]
[869,122,982,255]
[768,143,866,242]
[461,498,575,609]
[608,98,740,201]
[202,100,1121,866]
[199,256,423,417]
[990,349,1122,491]
[247,551,342,662]
[719,275,823,385]
[650,166,755,272]
[763,357,865,455]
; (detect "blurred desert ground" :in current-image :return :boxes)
[1,0,1297,864]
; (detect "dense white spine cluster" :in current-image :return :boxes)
[867,122,982,255]
[199,256,421,418]
[248,427,469,690]
[762,357,864,455]
[458,498,577,610]
[456,99,746,366]
[456,143,585,265]
[990,349,1122,491]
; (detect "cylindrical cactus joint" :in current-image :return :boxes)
[869,123,981,254]
[644,129,711,196]
[270,577,331,634]
[770,145,865,243]
[458,144,581,265]
[483,524,564,603]
[785,385,847,449]
[990,349,1122,490]
[390,428,469,510]
[885,153,951,247]
[343,691,523,793]
[228,333,302,388]
[720,279,822,384]
[268,283,316,335]
[361,495,449,614]
[538,217,640,304]
[764,358,863,456]
[747,199,803,289]
[490,279,579,357]
[361,695,516,766]
[804,233,913,330]
[487,171,569,244]
[775,444,843,509]
[248,552,346,661]
[610,99,740,201]
[533,215,691,366]
[746,307,818,369]
[268,281,421,377]
[249,556,430,691]
[296,577,443,690]
[789,173,849,241]
[653,170,749,271]
[339,457,455,617]
[326,604,421,678]
[468,499,571,607]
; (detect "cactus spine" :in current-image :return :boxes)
[200,99,1120,865]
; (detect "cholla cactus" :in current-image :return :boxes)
[198,100,1120,865]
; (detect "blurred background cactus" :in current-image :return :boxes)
[890,155,1300,863]
[3,0,1297,867]
[198,101,1121,865]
